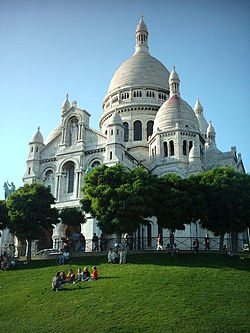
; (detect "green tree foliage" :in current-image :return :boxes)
[81,164,155,240]
[7,183,59,262]
[0,200,10,231]
[199,167,250,251]
[153,174,192,249]
[60,207,86,227]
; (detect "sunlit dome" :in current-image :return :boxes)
[45,125,62,144]
[108,53,170,94]
[154,95,200,133]
[107,17,169,94]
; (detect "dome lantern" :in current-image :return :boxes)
[194,97,203,115]
[169,65,180,97]
[207,120,216,146]
[135,15,149,54]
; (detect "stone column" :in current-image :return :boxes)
[55,173,62,201]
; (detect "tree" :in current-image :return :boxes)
[7,183,59,262]
[60,207,86,228]
[0,200,10,232]
[81,164,155,242]
[153,174,192,251]
[199,167,250,252]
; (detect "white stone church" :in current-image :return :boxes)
[3,18,246,252]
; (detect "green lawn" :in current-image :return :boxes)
[0,253,250,333]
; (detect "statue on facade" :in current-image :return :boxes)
[3,181,16,200]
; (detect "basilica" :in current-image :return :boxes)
[19,17,244,250]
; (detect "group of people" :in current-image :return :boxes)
[62,232,86,253]
[193,234,210,253]
[92,233,108,252]
[107,243,127,264]
[52,266,98,291]
[0,254,16,271]
[157,233,213,253]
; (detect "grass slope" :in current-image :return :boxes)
[0,253,250,333]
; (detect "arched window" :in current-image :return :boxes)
[147,121,154,140]
[111,129,113,135]
[91,161,101,168]
[183,140,187,156]
[63,162,75,193]
[163,142,168,157]
[69,117,78,145]
[134,121,142,141]
[189,141,193,152]
[123,122,129,142]
[169,140,174,156]
[110,151,112,160]
[44,169,54,194]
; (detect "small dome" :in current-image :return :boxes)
[154,95,200,133]
[207,120,215,135]
[136,17,148,32]
[61,94,71,112]
[194,97,203,112]
[109,111,123,126]
[194,98,208,135]
[45,124,62,144]
[31,126,44,144]
[169,65,180,83]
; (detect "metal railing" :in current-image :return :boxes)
[1,236,249,257]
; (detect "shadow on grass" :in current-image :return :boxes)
[127,252,250,272]
[12,253,250,272]
[63,285,91,291]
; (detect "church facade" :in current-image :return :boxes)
[20,18,245,250]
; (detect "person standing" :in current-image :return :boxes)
[92,233,99,252]
[193,238,199,254]
[79,233,86,251]
[203,234,210,251]
[157,233,163,250]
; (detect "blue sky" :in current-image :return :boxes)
[0,0,249,199]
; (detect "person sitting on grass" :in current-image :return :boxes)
[60,271,66,283]
[108,248,118,263]
[52,272,63,291]
[66,269,75,283]
[82,267,90,281]
[76,268,83,282]
[91,266,98,280]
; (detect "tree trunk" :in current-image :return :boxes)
[26,239,32,262]
[231,232,238,256]
[219,233,224,253]
[170,230,174,255]
[116,233,122,244]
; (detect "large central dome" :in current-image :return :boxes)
[107,17,169,94]
[108,52,170,94]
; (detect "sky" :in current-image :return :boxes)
[0,0,249,199]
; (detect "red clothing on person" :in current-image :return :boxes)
[92,269,98,280]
